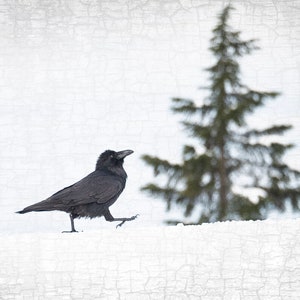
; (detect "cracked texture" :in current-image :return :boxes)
[0,0,299,231]
[0,219,300,299]
[0,1,299,297]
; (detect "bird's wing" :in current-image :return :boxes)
[49,172,124,206]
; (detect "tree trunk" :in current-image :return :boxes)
[218,140,227,221]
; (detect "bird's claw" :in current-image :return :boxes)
[116,221,126,228]
[116,214,139,228]
[131,214,139,220]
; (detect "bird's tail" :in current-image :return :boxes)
[16,199,57,214]
[16,209,27,214]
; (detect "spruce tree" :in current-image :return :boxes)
[141,5,300,224]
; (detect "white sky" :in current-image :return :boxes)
[0,0,299,233]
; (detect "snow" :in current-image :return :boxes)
[1,219,299,299]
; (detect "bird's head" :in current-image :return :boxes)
[96,149,134,172]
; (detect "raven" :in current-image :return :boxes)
[16,149,138,232]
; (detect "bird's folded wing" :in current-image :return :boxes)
[49,173,124,206]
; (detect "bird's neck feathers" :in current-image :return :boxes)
[96,159,127,178]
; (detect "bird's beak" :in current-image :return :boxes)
[116,150,134,159]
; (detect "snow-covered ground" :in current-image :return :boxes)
[1,219,299,299]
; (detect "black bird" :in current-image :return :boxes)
[16,149,138,232]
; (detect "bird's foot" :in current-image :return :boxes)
[116,214,139,228]
[62,230,79,233]
[116,221,125,228]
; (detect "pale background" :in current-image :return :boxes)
[0,0,299,233]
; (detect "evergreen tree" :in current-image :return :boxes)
[141,5,300,224]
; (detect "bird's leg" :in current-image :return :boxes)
[62,214,78,233]
[70,214,78,232]
[104,210,139,228]
[114,215,139,228]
